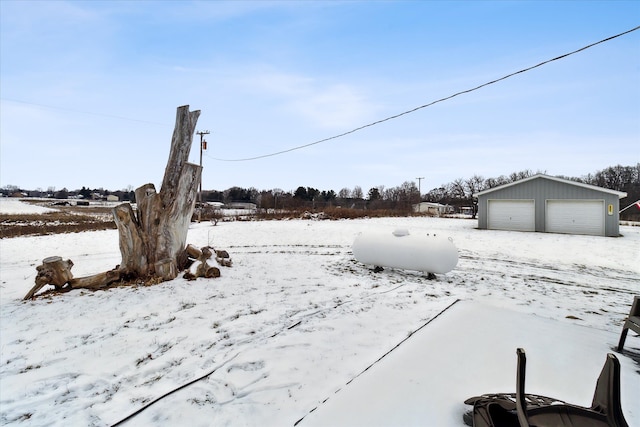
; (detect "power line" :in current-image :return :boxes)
[208,25,640,163]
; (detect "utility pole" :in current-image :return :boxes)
[416,177,425,201]
[196,130,210,223]
[196,130,210,201]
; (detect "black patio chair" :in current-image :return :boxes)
[464,348,628,427]
[617,296,640,352]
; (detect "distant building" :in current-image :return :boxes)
[413,202,453,216]
[226,202,256,210]
[106,195,119,202]
[459,206,474,216]
[473,174,626,237]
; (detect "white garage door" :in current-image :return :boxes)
[546,200,604,236]
[487,200,535,232]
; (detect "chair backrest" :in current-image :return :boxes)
[515,348,530,427]
[630,296,640,317]
[629,295,640,317]
[591,353,629,427]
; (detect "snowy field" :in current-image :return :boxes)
[0,198,638,426]
[0,198,58,214]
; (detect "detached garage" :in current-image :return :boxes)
[474,174,627,237]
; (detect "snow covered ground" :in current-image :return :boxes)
[0,198,57,214]
[1,198,638,426]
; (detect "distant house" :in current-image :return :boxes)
[473,174,627,237]
[226,202,256,210]
[413,202,452,216]
[459,206,474,216]
[106,195,119,202]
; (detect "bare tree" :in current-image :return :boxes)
[450,179,467,200]
[352,186,363,199]
[338,187,351,199]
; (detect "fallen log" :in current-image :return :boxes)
[183,245,229,280]
[69,269,122,290]
[23,256,74,300]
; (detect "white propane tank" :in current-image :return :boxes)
[352,228,458,274]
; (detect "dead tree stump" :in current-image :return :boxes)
[24,257,74,300]
[24,258,124,300]
[24,105,211,300]
[114,105,202,280]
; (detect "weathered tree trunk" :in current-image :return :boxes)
[114,105,202,280]
[113,203,148,277]
[23,105,230,300]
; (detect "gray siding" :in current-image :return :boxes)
[477,177,621,237]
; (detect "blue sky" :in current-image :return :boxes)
[1,1,639,195]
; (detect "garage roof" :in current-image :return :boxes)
[473,174,627,198]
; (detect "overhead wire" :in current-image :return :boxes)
[206,25,640,162]
[2,25,638,161]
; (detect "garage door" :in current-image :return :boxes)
[546,200,604,236]
[487,200,535,232]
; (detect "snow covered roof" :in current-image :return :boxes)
[473,174,627,198]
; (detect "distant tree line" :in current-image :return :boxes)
[0,185,135,202]
[198,182,421,214]
[2,164,638,219]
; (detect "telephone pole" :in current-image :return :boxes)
[196,130,210,201]
[416,177,425,200]
[195,130,210,223]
